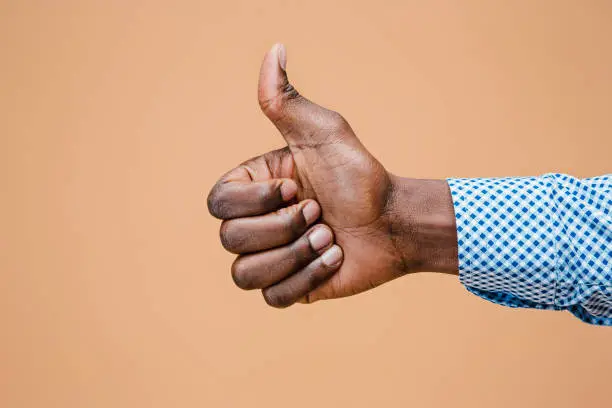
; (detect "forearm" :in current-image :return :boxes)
[386,175,459,274]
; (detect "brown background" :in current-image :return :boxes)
[1,1,611,407]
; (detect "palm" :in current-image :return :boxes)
[262,107,401,301]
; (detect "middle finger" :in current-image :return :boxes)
[219,199,321,254]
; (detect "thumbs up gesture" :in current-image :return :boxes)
[208,44,458,307]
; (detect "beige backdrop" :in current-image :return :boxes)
[1,1,611,407]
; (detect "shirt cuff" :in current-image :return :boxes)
[447,176,559,308]
[447,174,612,325]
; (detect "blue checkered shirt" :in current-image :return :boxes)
[447,174,611,325]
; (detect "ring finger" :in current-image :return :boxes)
[230,224,334,290]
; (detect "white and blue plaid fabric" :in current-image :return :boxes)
[447,174,611,325]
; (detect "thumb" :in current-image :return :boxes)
[258,43,346,146]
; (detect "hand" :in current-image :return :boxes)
[208,44,458,307]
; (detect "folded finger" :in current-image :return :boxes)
[261,245,344,308]
[219,199,320,253]
[208,177,298,220]
[231,224,334,290]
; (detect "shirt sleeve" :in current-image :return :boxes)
[447,173,612,325]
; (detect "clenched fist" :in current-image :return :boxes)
[208,44,458,307]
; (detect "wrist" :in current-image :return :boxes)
[385,175,458,274]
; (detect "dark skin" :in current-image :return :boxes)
[208,44,458,307]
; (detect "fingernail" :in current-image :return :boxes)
[321,245,343,267]
[302,201,320,224]
[280,180,297,201]
[277,43,287,71]
[308,227,332,252]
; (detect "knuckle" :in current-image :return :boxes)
[262,287,292,308]
[258,95,278,114]
[258,95,284,120]
[258,82,300,119]
[219,221,243,253]
[231,258,254,290]
[207,186,227,219]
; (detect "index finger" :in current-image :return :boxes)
[207,166,298,220]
